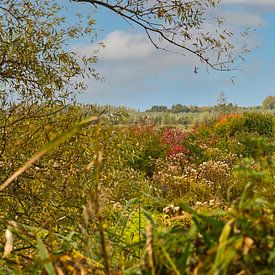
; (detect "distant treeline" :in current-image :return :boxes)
[145,95,275,113]
[2,96,273,130]
[145,103,262,113]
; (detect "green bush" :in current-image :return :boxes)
[243,112,274,136]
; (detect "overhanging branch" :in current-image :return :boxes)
[73,0,238,71]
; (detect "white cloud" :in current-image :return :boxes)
[223,0,275,6]
[221,10,265,27]
[74,30,196,82]
[73,30,199,104]
[222,0,275,11]
[78,31,155,60]
[98,31,154,60]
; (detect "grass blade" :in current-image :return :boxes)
[36,237,56,275]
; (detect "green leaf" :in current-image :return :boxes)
[179,241,191,274]
[142,208,156,228]
[115,197,138,230]
[36,237,56,275]
[161,246,180,275]
[211,220,234,274]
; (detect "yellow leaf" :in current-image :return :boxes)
[243,237,254,255]
[88,19,95,25]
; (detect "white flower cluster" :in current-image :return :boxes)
[199,160,229,170]
[194,199,221,208]
[163,204,182,216]
[110,200,123,212]
[168,152,187,163]
[198,160,230,183]
[184,165,199,178]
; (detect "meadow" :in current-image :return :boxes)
[0,105,274,274]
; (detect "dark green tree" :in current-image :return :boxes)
[171,104,190,113]
[262,95,275,109]
[147,105,168,112]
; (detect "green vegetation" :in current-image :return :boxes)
[0,0,274,274]
[262,95,275,110]
[0,0,97,105]
[0,105,274,274]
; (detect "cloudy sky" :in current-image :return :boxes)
[65,0,275,110]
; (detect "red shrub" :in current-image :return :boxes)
[162,128,188,156]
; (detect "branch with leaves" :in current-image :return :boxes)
[73,0,247,71]
[0,0,98,104]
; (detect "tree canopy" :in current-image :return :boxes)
[262,95,275,110]
[0,0,98,105]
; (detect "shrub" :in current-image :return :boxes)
[243,112,274,137]
[162,128,188,156]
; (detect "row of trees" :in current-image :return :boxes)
[147,104,215,113]
[146,95,275,113]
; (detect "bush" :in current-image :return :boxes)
[243,112,274,137]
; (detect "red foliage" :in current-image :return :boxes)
[162,128,188,156]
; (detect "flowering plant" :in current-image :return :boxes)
[162,128,188,156]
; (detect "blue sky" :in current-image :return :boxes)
[65,0,275,110]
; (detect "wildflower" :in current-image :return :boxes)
[195,201,202,207]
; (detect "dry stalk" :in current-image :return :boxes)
[144,222,155,275]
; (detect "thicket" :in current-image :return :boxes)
[0,105,274,274]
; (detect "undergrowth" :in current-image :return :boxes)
[0,106,274,274]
